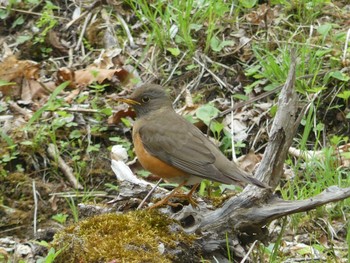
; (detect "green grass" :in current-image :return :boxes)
[240,13,349,259]
[124,0,233,55]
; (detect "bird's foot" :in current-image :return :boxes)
[147,183,200,209]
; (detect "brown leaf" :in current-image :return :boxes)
[319,234,328,247]
[0,56,40,97]
[74,67,132,87]
[237,150,263,173]
[0,55,39,81]
[56,67,76,89]
[21,79,51,102]
[47,30,69,54]
[108,104,136,125]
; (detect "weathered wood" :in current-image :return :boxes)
[163,51,350,257]
[175,50,300,236]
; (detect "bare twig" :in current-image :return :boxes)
[47,144,83,189]
[117,14,136,49]
[342,28,350,63]
[74,12,92,51]
[243,186,350,226]
[192,56,227,89]
[137,179,163,210]
[240,240,257,263]
[32,180,38,235]
[8,101,33,119]
[163,51,188,86]
[0,6,68,20]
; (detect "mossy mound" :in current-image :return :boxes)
[52,210,196,262]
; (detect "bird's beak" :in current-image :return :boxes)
[116,98,141,105]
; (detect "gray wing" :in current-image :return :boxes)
[138,113,233,183]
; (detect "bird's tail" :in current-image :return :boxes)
[221,162,270,188]
[227,167,270,188]
[246,175,270,188]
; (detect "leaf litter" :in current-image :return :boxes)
[0,0,350,262]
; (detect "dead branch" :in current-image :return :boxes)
[47,144,83,189]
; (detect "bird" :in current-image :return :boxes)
[118,84,269,208]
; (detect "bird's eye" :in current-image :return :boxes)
[141,96,150,103]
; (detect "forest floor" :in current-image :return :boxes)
[0,0,350,262]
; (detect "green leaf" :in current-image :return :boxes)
[315,48,332,57]
[20,141,34,146]
[11,15,24,29]
[0,9,9,20]
[104,183,119,191]
[341,152,350,158]
[35,240,49,247]
[314,122,324,132]
[336,90,350,100]
[0,79,17,86]
[189,24,202,31]
[328,71,350,82]
[210,36,221,52]
[239,0,258,8]
[210,36,234,52]
[317,23,332,37]
[232,94,248,101]
[297,246,312,256]
[306,86,327,93]
[45,248,57,263]
[121,117,131,127]
[244,80,264,93]
[245,64,261,76]
[69,130,82,139]
[210,121,224,134]
[270,104,278,117]
[1,131,14,146]
[330,135,343,145]
[185,64,199,70]
[312,244,325,253]
[87,144,100,153]
[52,213,68,224]
[263,83,280,91]
[100,108,112,115]
[2,154,12,162]
[137,170,151,177]
[167,47,181,57]
[196,104,220,125]
[184,114,197,124]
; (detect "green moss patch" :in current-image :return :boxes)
[52,210,195,262]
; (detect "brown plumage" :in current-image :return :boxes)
[119,84,269,207]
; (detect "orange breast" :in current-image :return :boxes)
[133,131,189,182]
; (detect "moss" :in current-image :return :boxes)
[209,192,237,208]
[52,210,195,262]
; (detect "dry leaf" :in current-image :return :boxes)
[237,150,263,173]
[0,56,40,97]
[108,104,136,125]
[75,67,132,87]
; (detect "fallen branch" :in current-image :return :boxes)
[47,143,83,189]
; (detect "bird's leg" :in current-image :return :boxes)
[147,181,187,209]
[172,183,200,207]
[148,182,200,209]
